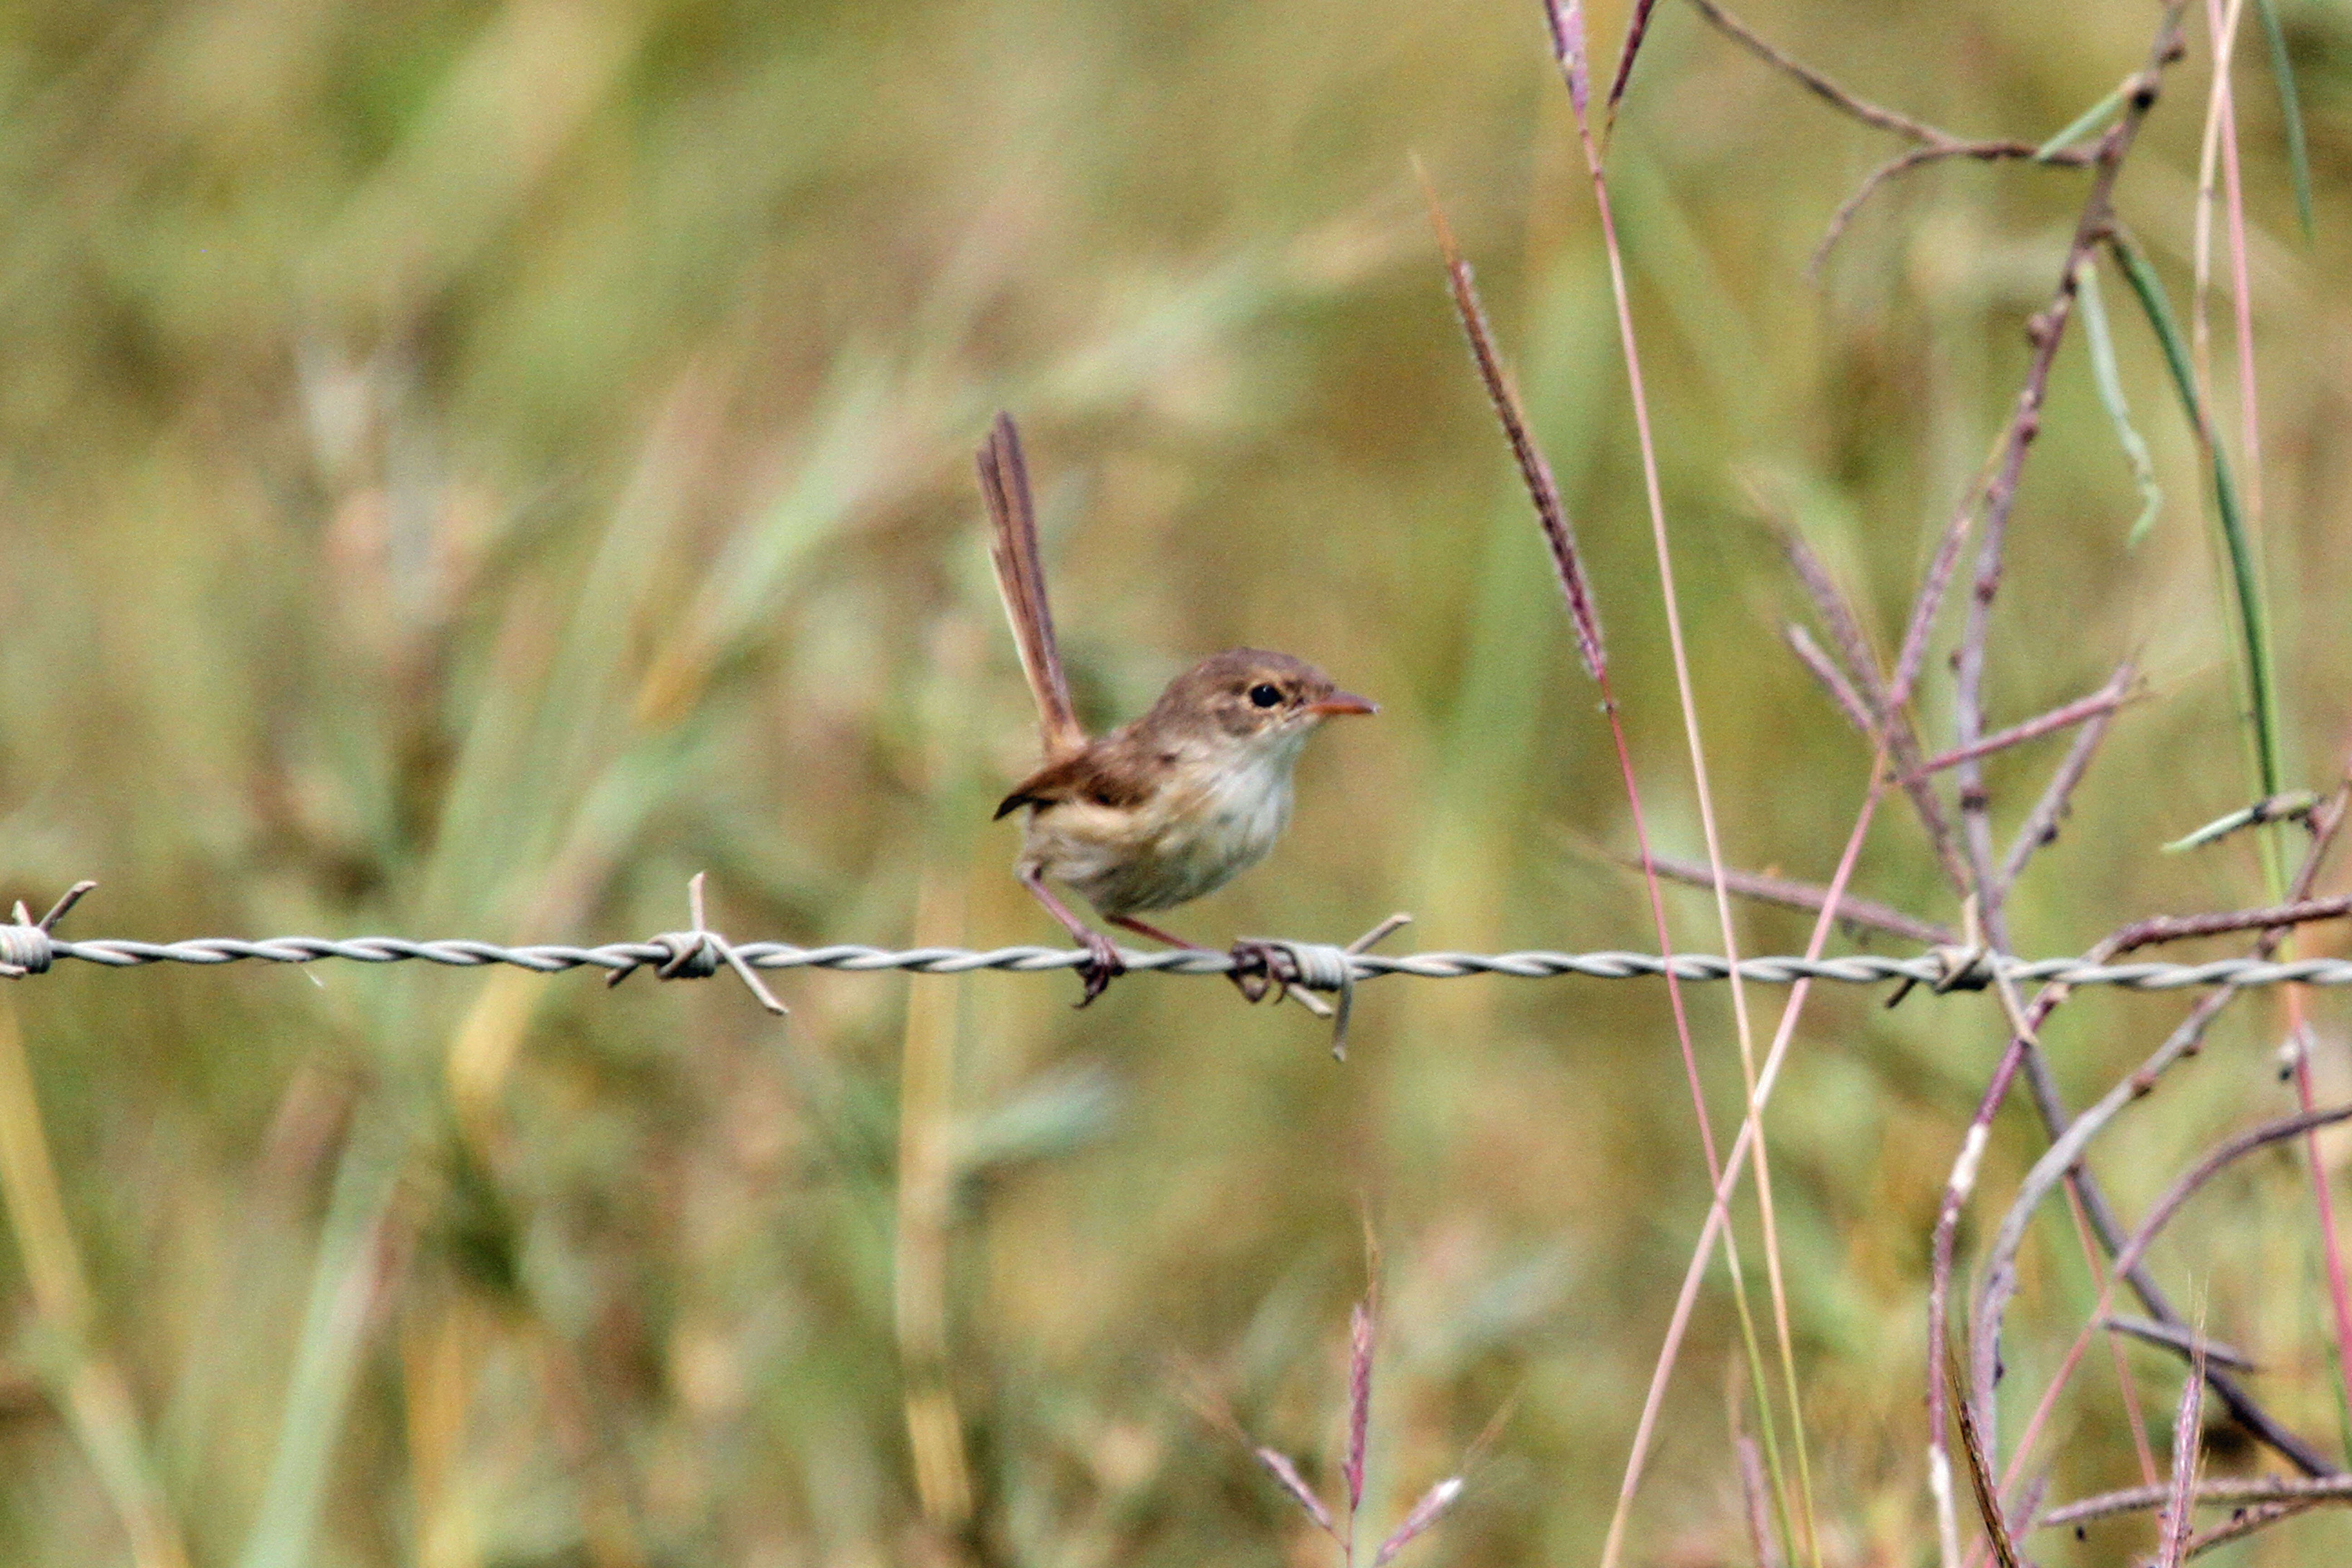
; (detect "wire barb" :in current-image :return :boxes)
[604,872,789,1017]
[1232,913,1414,1060]
[0,879,94,978]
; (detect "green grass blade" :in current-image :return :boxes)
[2256,0,2315,240]
[2034,84,2125,161]
[2108,232,2283,802]
[2076,257,2162,546]
[2107,233,2198,416]
[235,1114,406,1568]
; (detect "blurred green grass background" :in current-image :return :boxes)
[5,0,2352,1562]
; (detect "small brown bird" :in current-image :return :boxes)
[977,412,1375,1004]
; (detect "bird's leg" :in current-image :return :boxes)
[1111,916,1331,1015]
[1020,867,1124,1005]
[1105,914,1197,949]
[1112,915,1267,1003]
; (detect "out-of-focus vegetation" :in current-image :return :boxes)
[5,0,2352,1562]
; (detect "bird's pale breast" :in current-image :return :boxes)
[1020,734,1301,916]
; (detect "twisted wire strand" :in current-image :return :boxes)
[25,934,2352,991]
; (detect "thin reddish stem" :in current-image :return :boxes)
[1597,762,1886,1568]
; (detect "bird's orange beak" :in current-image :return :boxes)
[1306,691,1377,717]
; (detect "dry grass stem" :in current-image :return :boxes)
[1910,674,2140,778]
[1998,668,2133,890]
[1681,0,2097,267]
[2098,1315,2254,1373]
[1609,849,1953,946]
[2043,1472,2352,1528]
[1784,623,1879,741]
[1997,1100,2352,1497]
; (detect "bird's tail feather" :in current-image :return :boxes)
[978,412,1086,761]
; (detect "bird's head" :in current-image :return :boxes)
[1145,649,1376,760]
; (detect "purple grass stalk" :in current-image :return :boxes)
[1421,184,1606,681]
[1372,1477,1464,1566]
[2172,1498,2320,1556]
[1623,849,1953,946]
[1950,12,2185,946]
[1686,0,1942,142]
[1254,1448,1338,1539]
[1996,662,2132,892]
[1775,522,1974,893]
[1921,21,2188,1539]
[2282,794,2352,1460]
[2099,1315,2254,1373]
[2106,893,2352,953]
[1771,524,1881,708]
[1681,0,2094,271]
[1602,0,1661,138]
[2284,996,2352,1455]
[2156,1350,2208,1567]
[1946,1349,2023,1568]
[1736,1435,1787,1568]
[1345,1298,1373,1531]
[1891,479,1990,714]
[1426,167,1807,1565]
[1922,976,2070,1568]
[2043,1472,2352,1529]
[2061,1187,2161,1489]
[1785,623,1878,742]
[1989,782,2352,1495]
[1424,178,1732,1207]
[1553,0,1826,1548]
[2202,0,2265,524]
[1909,677,2136,777]
[1597,758,1889,1568]
[1997,1106,2352,1497]
[1544,0,1590,118]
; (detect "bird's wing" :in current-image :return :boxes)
[977,412,1087,762]
[992,741,1154,820]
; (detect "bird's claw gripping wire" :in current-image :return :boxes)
[1072,931,1125,1008]
[1230,912,1413,1059]
[607,872,789,1018]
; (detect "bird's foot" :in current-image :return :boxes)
[1073,929,1126,1007]
[1226,939,1286,1005]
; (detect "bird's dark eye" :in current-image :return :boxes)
[1248,682,1282,708]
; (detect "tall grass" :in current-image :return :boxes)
[2,0,2350,1563]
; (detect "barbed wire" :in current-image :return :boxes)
[26,935,2352,987]
[9,881,2352,1027]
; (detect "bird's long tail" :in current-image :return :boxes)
[977,412,1086,761]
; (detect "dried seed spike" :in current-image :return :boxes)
[1253,1448,1338,1538]
[1783,622,1877,742]
[1416,166,1607,681]
[1945,1347,2022,1568]
[1344,1298,1375,1515]
[1373,1476,1464,1566]
[2156,1348,2207,1568]
[1544,0,1591,119]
